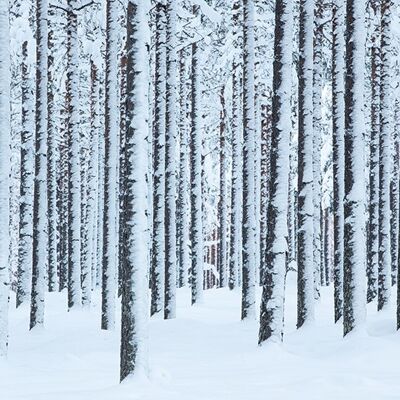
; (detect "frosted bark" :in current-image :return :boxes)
[164,0,178,319]
[120,0,150,381]
[259,0,293,343]
[17,40,35,308]
[102,0,119,329]
[190,6,204,305]
[241,0,256,320]
[0,0,11,356]
[151,2,166,316]
[67,1,82,309]
[332,0,345,321]
[378,0,392,311]
[343,0,367,336]
[297,0,314,328]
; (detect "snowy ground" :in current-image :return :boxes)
[1,272,400,400]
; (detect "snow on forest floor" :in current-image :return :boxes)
[1,272,400,400]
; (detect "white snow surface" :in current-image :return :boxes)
[1,273,400,400]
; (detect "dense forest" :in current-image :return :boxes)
[0,0,400,397]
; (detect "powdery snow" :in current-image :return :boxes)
[1,273,400,400]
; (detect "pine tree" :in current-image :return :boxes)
[332,0,345,320]
[297,0,314,329]
[241,0,256,320]
[102,0,119,329]
[229,0,242,291]
[377,0,392,311]
[0,0,11,356]
[343,0,366,336]
[150,2,166,316]
[120,0,150,381]
[190,5,204,306]
[30,0,48,329]
[259,0,293,343]
[164,0,178,319]
[67,1,82,309]
[17,40,35,308]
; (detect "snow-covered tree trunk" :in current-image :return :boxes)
[0,0,11,356]
[367,0,380,304]
[47,26,57,293]
[312,0,323,300]
[259,0,293,343]
[332,0,345,320]
[343,0,366,336]
[229,0,242,291]
[150,2,166,316]
[30,0,48,329]
[177,48,190,288]
[164,0,178,320]
[297,0,314,329]
[241,0,256,320]
[218,87,228,288]
[17,40,35,308]
[120,0,150,381]
[190,7,204,306]
[378,0,392,311]
[67,2,82,309]
[102,0,119,329]
[89,59,99,292]
[392,102,400,286]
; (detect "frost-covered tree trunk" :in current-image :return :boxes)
[190,7,204,306]
[343,0,366,336]
[332,0,345,320]
[164,0,178,319]
[151,2,166,316]
[67,2,82,309]
[0,0,11,356]
[312,0,323,300]
[391,103,400,286]
[30,0,48,329]
[378,0,392,311]
[58,105,69,291]
[17,40,35,308]
[297,0,314,329]
[259,0,293,343]
[367,0,380,304]
[177,48,190,288]
[120,0,150,381]
[102,0,118,329]
[218,87,228,288]
[241,0,256,320]
[89,59,99,292]
[229,0,242,291]
[47,26,57,293]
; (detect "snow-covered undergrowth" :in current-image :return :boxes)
[1,272,399,400]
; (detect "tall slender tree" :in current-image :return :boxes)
[120,0,150,381]
[0,0,11,356]
[241,0,256,320]
[378,0,392,311]
[259,0,293,342]
[297,0,314,329]
[332,0,345,321]
[102,0,119,329]
[164,0,178,319]
[150,2,166,316]
[343,0,366,336]
[17,40,35,308]
[30,0,48,329]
